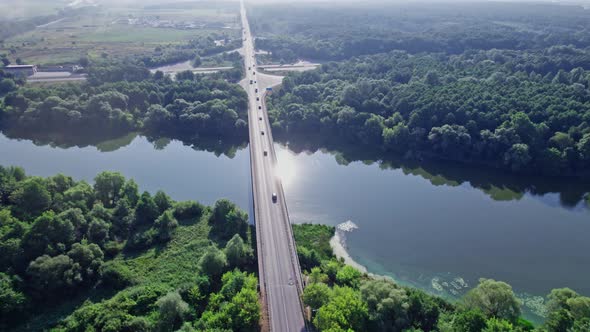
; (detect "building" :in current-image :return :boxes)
[2,65,38,77]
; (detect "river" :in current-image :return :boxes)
[1,132,589,319]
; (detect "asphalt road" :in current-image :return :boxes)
[240,1,307,331]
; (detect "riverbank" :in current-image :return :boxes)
[330,227,368,274]
[327,222,548,323]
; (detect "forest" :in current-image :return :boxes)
[0,166,260,331]
[0,60,248,144]
[252,1,590,177]
[250,2,590,63]
[294,224,590,332]
[267,47,590,176]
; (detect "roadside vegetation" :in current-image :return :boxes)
[0,166,260,331]
[294,224,590,332]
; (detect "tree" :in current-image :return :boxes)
[303,282,332,310]
[336,265,362,288]
[567,296,590,321]
[383,123,410,151]
[79,56,89,67]
[298,246,322,271]
[543,288,590,332]
[453,309,487,332]
[135,191,160,225]
[87,217,110,245]
[63,181,94,212]
[155,210,178,241]
[308,267,329,284]
[199,270,260,331]
[172,201,204,221]
[119,179,139,206]
[483,317,514,332]
[198,246,227,277]
[406,288,441,332]
[153,190,172,214]
[23,211,76,259]
[504,143,531,172]
[193,55,202,67]
[93,172,125,208]
[112,199,134,238]
[428,124,471,156]
[67,241,104,283]
[224,234,252,267]
[462,278,521,322]
[549,132,574,150]
[546,288,579,313]
[424,71,440,85]
[157,291,189,332]
[360,279,409,331]
[210,199,248,240]
[314,286,368,331]
[577,133,590,161]
[0,78,16,95]
[100,261,135,289]
[224,287,260,330]
[0,273,26,323]
[9,177,51,217]
[27,254,82,294]
[176,70,195,81]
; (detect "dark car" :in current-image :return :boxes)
[272,193,277,203]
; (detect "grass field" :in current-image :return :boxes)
[0,1,240,65]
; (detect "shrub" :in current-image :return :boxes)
[100,261,136,289]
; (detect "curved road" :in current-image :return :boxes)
[240,1,307,331]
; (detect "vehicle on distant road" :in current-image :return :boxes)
[272,193,277,203]
[259,106,262,110]
[257,97,260,101]
[250,80,253,84]
[261,131,265,135]
[264,151,268,156]
[259,117,262,120]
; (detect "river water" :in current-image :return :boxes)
[1,132,589,319]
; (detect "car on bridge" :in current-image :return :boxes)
[264,150,268,156]
[272,193,277,203]
[261,131,265,135]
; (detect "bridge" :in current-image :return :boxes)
[239,1,307,331]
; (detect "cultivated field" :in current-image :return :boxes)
[0,0,241,65]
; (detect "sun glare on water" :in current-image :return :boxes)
[275,148,297,187]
